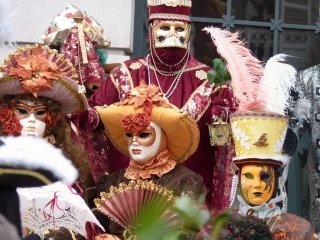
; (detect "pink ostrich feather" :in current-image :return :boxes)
[204,27,265,111]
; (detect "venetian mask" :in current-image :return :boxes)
[240,164,276,206]
[152,20,190,49]
[14,100,47,138]
[125,121,167,163]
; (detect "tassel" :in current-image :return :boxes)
[85,222,101,240]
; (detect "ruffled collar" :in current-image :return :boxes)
[124,149,177,180]
[237,195,283,219]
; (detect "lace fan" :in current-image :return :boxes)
[94,180,182,237]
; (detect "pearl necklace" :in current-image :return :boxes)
[146,54,188,99]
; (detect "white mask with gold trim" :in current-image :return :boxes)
[151,20,190,49]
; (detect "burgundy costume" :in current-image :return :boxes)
[88,54,236,209]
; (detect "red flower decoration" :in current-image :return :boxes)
[0,107,13,123]
[0,107,22,136]
[46,113,58,127]
[65,13,73,19]
[84,16,92,24]
[122,114,134,133]
[272,229,289,240]
[121,112,151,135]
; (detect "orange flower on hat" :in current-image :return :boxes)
[7,45,67,97]
[119,80,172,114]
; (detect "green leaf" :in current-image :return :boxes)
[207,70,217,84]
[213,58,224,71]
[161,230,184,240]
[211,209,230,240]
[207,58,231,86]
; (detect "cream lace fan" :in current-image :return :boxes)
[94,180,182,238]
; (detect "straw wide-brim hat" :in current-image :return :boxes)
[99,104,200,163]
[0,44,88,114]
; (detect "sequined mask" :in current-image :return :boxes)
[240,164,275,206]
[152,20,190,49]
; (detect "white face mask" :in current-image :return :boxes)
[126,121,162,162]
[14,100,47,138]
[152,20,190,49]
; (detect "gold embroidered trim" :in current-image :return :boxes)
[147,0,192,7]
[195,70,207,80]
[230,112,289,122]
[149,13,190,22]
[129,62,142,70]
[91,106,100,130]
[94,105,108,115]
[55,77,85,111]
[94,179,176,209]
[182,80,212,122]
[0,168,53,185]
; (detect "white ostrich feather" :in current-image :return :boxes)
[292,97,311,121]
[0,136,78,184]
[0,0,16,47]
[257,54,297,114]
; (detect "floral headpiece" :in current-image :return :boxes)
[118,80,172,135]
[0,44,88,114]
[6,45,67,97]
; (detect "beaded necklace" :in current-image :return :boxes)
[146,54,189,99]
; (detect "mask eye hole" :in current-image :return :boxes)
[243,173,254,180]
[138,132,152,139]
[175,27,185,32]
[15,108,28,115]
[35,110,47,117]
[124,133,133,139]
[260,173,270,181]
[160,26,170,31]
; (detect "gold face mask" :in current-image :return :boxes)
[240,164,275,206]
[152,20,190,49]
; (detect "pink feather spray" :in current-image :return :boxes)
[203,27,265,111]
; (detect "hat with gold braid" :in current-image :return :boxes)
[0,44,88,114]
[148,0,192,22]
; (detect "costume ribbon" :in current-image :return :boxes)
[67,181,84,196]
[77,23,88,64]
[43,191,67,228]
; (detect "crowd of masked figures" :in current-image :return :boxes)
[1,1,320,240]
